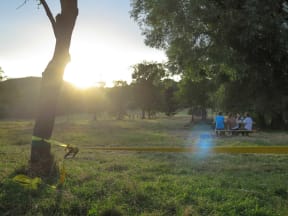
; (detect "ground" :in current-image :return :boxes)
[0,114,288,215]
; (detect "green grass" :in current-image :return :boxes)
[0,114,288,215]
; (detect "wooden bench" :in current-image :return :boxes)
[215,129,256,136]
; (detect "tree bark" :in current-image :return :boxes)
[30,0,78,177]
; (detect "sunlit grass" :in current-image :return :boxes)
[1,114,288,215]
[52,117,188,147]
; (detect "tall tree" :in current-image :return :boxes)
[132,62,166,118]
[178,77,212,121]
[131,0,288,128]
[30,0,78,176]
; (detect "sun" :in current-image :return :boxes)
[63,40,128,88]
[64,61,98,89]
[64,53,124,88]
[63,34,167,88]
[63,43,103,88]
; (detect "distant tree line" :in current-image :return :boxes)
[1,53,288,129]
[0,62,181,120]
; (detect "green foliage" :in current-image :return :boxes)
[131,0,288,128]
[161,79,179,116]
[132,61,167,85]
[131,62,167,118]
[178,78,212,109]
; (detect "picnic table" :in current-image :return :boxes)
[214,122,256,136]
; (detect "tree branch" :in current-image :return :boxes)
[16,0,29,10]
[39,0,57,37]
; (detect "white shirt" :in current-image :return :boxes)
[243,117,253,131]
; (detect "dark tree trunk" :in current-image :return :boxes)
[201,108,207,121]
[190,114,194,123]
[256,113,267,129]
[141,109,145,119]
[270,112,285,130]
[30,0,78,176]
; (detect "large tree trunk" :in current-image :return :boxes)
[30,0,78,177]
[270,112,285,130]
[256,112,267,129]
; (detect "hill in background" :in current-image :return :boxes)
[0,77,77,118]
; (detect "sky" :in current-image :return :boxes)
[0,0,167,87]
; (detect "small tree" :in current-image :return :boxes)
[30,0,78,176]
[0,67,5,81]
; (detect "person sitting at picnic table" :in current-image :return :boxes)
[242,112,253,135]
[233,113,240,124]
[215,112,225,136]
[226,113,237,129]
[229,113,242,134]
[226,113,238,135]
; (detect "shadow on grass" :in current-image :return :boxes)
[0,165,65,216]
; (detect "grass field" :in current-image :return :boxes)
[1,114,288,215]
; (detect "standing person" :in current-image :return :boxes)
[243,112,253,135]
[215,112,225,136]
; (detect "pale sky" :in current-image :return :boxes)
[0,0,167,87]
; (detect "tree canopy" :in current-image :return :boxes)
[131,0,288,128]
[131,61,167,118]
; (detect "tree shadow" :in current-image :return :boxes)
[0,164,65,215]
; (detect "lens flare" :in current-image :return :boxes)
[196,133,214,157]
